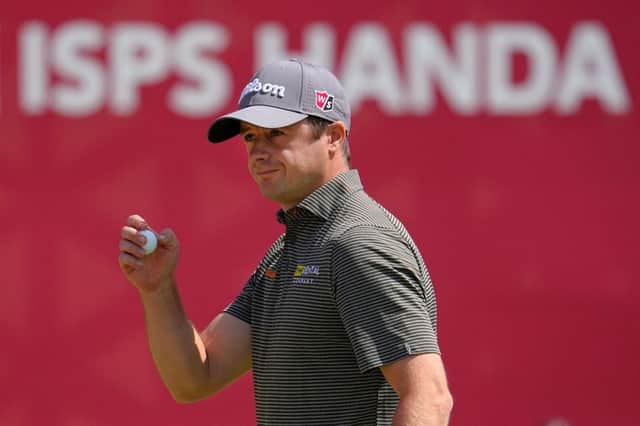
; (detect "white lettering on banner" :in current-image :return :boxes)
[405,23,479,114]
[17,21,232,117]
[487,23,557,114]
[255,23,335,69]
[555,22,630,114]
[19,22,47,114]
[52,21,104,116]
[16,20,631,117]
[339,23,404,115]
[260,21,630,115]
[110,23,170,115]
[169,22,231,117]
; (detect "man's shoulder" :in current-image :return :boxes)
[331,191,425,256]
[333,191,406,236]
[261,233,286,260]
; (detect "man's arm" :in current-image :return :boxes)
[119,214,251,403]
[381,353,453,426]
[140,280,251,403]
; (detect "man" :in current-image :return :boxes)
[118,59,453,425]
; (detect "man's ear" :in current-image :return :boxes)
[326,121,346,155]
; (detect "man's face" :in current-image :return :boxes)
[240,120,330,210]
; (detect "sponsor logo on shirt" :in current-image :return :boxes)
[264,268,276,279]
[293,264,320,284]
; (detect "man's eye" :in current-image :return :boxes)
[243,133,255,142]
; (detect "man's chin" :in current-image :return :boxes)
[258,185,281,202]
[259,186,298,209]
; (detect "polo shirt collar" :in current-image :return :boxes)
[276,169,363,225]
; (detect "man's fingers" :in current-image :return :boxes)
[119,238,146,258]
[127,214,148,230]
[121,225,144,242]
[119,252,143,270]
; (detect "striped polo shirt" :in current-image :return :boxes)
[225,169,440,425]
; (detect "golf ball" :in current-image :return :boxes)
[139,229,157,254]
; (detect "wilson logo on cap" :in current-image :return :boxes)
[241,78,286,100]
[315,90,334,112]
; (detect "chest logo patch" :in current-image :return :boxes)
[264,268,277,279]
[293,264,320,284]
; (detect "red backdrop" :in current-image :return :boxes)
[1,0,639,425]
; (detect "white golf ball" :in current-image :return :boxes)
[139,229,157,255]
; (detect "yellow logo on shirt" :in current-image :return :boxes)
[292,264,320,283]
[294,265,305,277]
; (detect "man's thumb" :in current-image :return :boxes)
[158,228,177,248]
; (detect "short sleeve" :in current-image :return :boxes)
[223,274,255,325]
[333,225,440,373]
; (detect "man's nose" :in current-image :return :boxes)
[248,134,270,160]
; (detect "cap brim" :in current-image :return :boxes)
[207,106,308,143]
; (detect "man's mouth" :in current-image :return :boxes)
[255,169,279,177]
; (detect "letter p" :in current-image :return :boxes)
[110,23,169,114]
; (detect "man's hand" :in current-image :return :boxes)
[118,214,180,292]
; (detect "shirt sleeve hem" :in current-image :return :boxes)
[223,306,252,325]
[358,344,441,374]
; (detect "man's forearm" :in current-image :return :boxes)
[393,393,453,426]
[140,278,210,402]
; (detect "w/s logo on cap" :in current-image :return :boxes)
[315,90,334,112]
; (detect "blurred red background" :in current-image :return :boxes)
[1,0,639,424]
